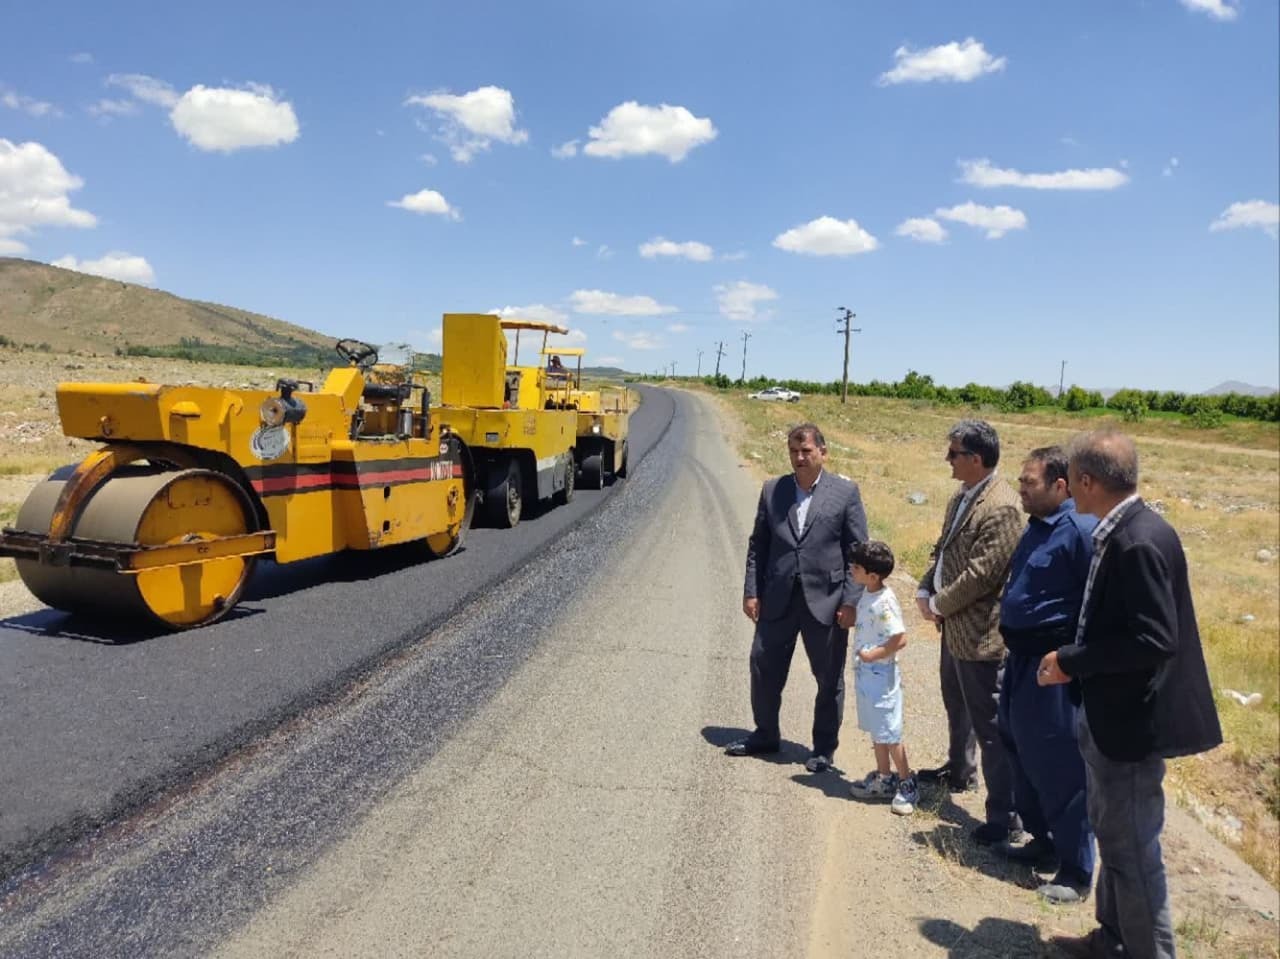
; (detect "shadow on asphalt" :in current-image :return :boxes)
[917,916,1048,958]
[700,725,810,765]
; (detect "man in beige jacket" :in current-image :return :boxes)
[916,419,1023,844]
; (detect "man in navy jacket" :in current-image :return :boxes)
[731,423,868,772]
[1039,430,1221,959]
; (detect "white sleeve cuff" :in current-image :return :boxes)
[928,596,941,616]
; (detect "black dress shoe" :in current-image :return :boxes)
[916,763,952,783]
[1001,835,1059,868]
[972,822,1023,845]
[917,764,979,792]
[725,738,780,757]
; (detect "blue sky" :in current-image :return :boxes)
[2,0,1277,391]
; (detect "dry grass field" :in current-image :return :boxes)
[695,384,1280,889]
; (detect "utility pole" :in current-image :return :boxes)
[696,349,704,377]
[1058,360,1067,399]
[836,307,862,404]
[714,340,726,377]
[671,361,677,378]
[739,330,752,383]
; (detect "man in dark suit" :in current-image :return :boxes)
[729,422,868,773]
[1039,430,1222,959]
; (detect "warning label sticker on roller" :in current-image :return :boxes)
[250,426,290,461]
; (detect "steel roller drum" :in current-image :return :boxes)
[15,467,259,629]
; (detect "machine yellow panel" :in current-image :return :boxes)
[442,313,507,409]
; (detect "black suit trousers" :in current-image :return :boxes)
[749,582,849,755]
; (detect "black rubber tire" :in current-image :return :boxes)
[483,459,522,528]
[616,441,628,479]
[555,456,575,505]
[580,453,604,490]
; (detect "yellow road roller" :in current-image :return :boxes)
[0,340,473,630]
[539,347,630,490]
[434,314,582,528]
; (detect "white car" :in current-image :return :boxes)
[748,386,801,402]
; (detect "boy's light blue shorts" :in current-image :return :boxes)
[854,662,902,745]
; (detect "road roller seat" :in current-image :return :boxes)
[361,381,412,404]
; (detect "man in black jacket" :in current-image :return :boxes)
[1038,430,1222,959]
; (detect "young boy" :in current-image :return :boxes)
[847,541,918,815]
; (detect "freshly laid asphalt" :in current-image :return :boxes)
[0,386,676,880]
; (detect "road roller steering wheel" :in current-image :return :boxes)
[335,339,379,370]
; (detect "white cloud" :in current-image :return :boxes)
[613,329,663,350]
[1209,200,1279,238]
[570,289,677,316]
[773,216,879,256]
[596,244,613,259]
[895,217,949,244]
[405,85,527,163]
[720,250,748,261]
[595,355,623,366]
[571,236,587,247]
[490,304,569,326]
[0,237,27,255]
[551,140,579,159]
[69,52,94,64]
[87,98,138,118]
[1162,156,1180,177]
[959,158,1128,190]
[666,323,690,333]
[170,84,299,152]
[639,237,714,261]
[420,153,438,166]
[387,188,460,220]
[935,201,1028,239]
[106,73,179,108]
[715,280,779,323]
[409,327,444,351]
[2,88,59,117]
[51,251,155,284]
[582,102,717,163]
[1180,0,1239,21]
[0,139,97,254]
[877,38,1006,85]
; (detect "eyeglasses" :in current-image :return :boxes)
[945,448,975,461]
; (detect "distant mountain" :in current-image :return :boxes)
[1203,380,1278,397]
[0,258,334,360]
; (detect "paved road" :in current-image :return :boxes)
[0,386,675,878]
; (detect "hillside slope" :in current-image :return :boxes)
[0,258,333,357]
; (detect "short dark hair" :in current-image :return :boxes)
[1026,445,1069,487]
[787,422,826,447]
[851,540,895,578]
[1067,430,1139,494]
[948,419,1000,468]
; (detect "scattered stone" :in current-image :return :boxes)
[906,492,927,506]
[1238,613,1255,624]
[1256,548,1275,563]
[1148,499,1168,515]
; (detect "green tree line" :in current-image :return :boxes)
[631,370,1279,423]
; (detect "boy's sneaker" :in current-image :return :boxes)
[891,775,919,816]
[849,771,898,801]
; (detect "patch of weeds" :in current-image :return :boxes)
[1175,912,1223,948]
